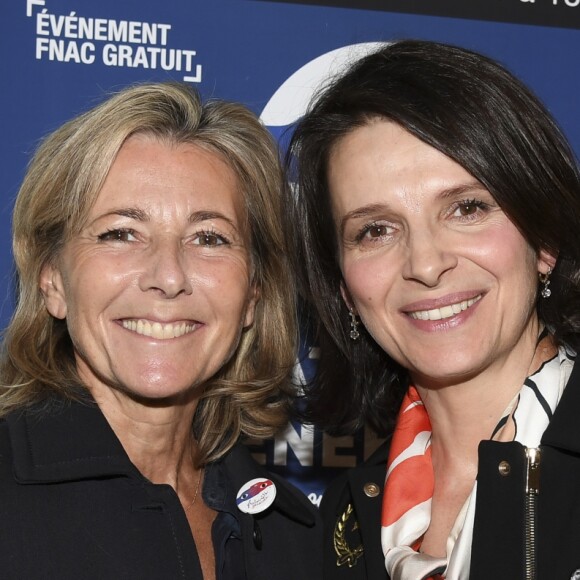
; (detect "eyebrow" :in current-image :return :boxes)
[339,180,486,236]
[98,208,241,234]
[438,180,486,199]
[188,210,241,234]
[339,203,388,237]
[108,208,148,221]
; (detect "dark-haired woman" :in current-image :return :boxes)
[286,40,580,579]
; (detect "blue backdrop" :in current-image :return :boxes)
[3,0,580,503]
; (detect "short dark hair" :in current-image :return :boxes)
[286,39,580,435]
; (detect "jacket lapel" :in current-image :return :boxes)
[7,396,139,484]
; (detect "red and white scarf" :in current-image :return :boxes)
[380,348,573,580]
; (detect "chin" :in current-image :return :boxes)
[114,379,198,406]
[410,359,485,388]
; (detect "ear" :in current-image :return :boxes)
[39,262,68,320]
[339,280,356,314]
[243,282,260,328]
[537,248,557,275]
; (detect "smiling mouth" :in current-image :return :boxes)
[121,319,197,339]
[407,295,482,321]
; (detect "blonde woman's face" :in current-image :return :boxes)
[40,134,258,403]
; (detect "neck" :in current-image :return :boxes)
[84,382,200,488]
[414,327,557,466]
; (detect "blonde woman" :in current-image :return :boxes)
[0,82,321,579]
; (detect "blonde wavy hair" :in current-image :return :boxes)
[1,82,297,464]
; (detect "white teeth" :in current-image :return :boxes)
[121,319,196,339]
[408,295,482,321]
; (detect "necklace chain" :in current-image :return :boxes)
[184,467,203,512]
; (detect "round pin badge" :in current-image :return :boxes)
[236,478,276,514]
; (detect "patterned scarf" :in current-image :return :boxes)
[380,348,574,580]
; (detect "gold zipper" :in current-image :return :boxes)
[524,447,541,580]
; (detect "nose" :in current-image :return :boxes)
[401,228,457,287]
[139,238,193,298]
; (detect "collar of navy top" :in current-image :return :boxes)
[6,393,141,484]
[4,392,317,527]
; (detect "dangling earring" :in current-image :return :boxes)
[349,309,360,341]
[539,268,552,298]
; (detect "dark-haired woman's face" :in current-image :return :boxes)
[328,120,553,388]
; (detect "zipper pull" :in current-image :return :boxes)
[525,447,541,495]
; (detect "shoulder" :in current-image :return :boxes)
[321,439,389,521]
[320,439,390,580]
[226,443,319,518]
[0,418,13,476]
[223,443,323,579]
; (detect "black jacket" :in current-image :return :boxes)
[320,362,580,579]
[0,396,322,579]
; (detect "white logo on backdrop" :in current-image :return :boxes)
[260,42,383,126]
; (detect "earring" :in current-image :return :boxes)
[539,268,552,298]
[349,309,360,341]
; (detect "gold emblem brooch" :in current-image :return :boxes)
[333,503,364,567]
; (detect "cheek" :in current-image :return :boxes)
[65,273,110,314]
[342,260,367,304]
[62,251,130,299]
[474,226,537,282]
[342,255,394,307]
[198,260,255,312]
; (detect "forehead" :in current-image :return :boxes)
[329,120,458,176]
[90,134,245,217]
[327,120,479,210]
